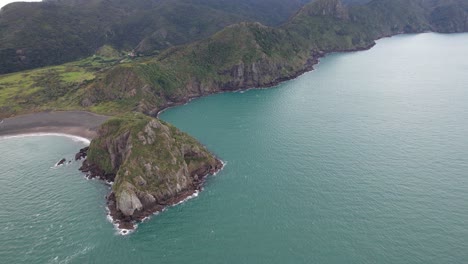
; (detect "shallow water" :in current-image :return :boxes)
[1,33,468,263]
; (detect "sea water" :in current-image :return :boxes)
[1,33,467,263]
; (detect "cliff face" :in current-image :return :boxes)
[81,1,379,115]
[80,113,223,229]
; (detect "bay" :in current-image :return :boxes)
[1,33,467,263]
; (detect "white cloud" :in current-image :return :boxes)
[0,0,42,9]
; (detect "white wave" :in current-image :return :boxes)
[106,206,135,236]
[212,160,227,176]
[174,190,200,206]
[106,190,202,236]
[106,209,113,223]
[117,228,134,236]
[54,160,65,167]
[0,133,90,144]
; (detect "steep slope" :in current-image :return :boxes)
[80,22,316,116]
[425,0,468,33]
[0,0,308,74]
[79,113,223,230]
[2,0,467,119]
[79,0,468,116]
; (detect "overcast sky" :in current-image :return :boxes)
[0,0,42,9]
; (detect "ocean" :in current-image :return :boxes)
[1,33,467,263]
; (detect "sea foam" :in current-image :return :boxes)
[0,133,90,145]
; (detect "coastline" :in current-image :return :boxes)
[80,151,225,234]
[155,41,377,118]
[0,111,110,140]
[155,32,442,119]
[0,33,438,235]
[119,43,378,232]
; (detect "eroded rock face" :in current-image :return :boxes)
[116,182,143,216]
[81,113,223,229]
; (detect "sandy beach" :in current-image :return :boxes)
[0,111,109,140]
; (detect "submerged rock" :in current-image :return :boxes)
[80,113,223,230]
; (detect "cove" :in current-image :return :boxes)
[1,33,467,263]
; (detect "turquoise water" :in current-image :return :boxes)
[1,33,468,263]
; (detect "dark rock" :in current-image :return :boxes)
[75,146,89,161]
[57,158,66,166]
[79,159,115,182]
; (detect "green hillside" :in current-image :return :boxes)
[2,0,467,230]
[1,0,467,119]
[0,0,308,74]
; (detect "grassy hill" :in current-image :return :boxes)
[1,0,467,119]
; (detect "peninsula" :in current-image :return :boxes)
[0,0,466,231]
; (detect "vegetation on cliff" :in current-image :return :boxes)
[80,113,222,229]
[1,0,467,119]
[80,0,468,116]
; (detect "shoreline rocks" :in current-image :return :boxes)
[76,113,224,231]
[106,159,223,230]
[75,147,89,161]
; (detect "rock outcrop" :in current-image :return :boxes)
[75,147,89,161]
[79,113,223,230]
[56,158,67,166]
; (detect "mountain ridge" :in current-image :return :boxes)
[0,0,309,73]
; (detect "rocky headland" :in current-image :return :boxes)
[1,0,467,234]
[78,113,223,231]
